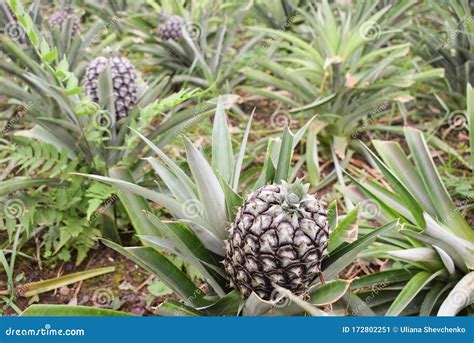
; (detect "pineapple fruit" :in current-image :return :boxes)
[225,182,329,299]
[48,9,80,33]
[157,15,184,41]
[83,56,138,119]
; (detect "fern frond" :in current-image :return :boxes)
[6,140,77,178]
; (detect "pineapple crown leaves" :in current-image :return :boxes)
[101,46,120,58]
[279,179,310,206]
[267,180,316,226]
[0,8,88,130]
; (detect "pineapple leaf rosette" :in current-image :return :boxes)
[241,0,444,155]
[77,99,399,316]
[345,122,474,316]
[128,1,260,101]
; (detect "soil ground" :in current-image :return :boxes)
[0,246,176,316]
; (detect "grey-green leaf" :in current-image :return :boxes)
[212,97,234,184]
[184,138,228,239]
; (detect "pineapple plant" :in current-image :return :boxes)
[1,0,105,71]
[345,126,473,316]
[70,99,399,316]
[411,0,473,100]
[127,1,260,111]
[242,0,444,154]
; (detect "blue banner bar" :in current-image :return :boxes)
[0,316,472,343]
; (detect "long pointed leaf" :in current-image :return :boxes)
[323,220,399,280]
[102,240,209,308]
[21,267,114,297]
[385,270,444,316]
[184,138,228,239]
[438,272,474,316]
[405,127,472,240]
[212,97,234,183]
[21,305,131,316]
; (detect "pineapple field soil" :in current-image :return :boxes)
[0,247,168,316]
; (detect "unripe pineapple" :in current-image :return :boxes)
[83,56,138,119]
[157,15,184,41]
[48,10,80,34]
[224,182,329,300]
